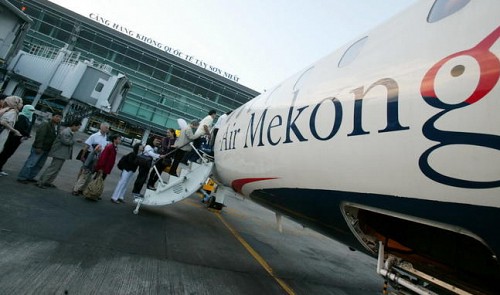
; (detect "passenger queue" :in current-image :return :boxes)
[0,94,218,203]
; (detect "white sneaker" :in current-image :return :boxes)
[0,171,8,176]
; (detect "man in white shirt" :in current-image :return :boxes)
[80,122,110,162]
[195,109,217,139]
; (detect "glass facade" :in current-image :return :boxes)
[7,0,259,138]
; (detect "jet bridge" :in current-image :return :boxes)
[5,43,129,112]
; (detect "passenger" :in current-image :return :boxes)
[147,128,176,190]
[111,143,143,204]
[195,109,217,140]
[131,137,164,198]
[71,144,102,195]
[73,122,109,191]
[210,110,231,147]
[0,94,21,118]
[187,109,216,162]
[0,105,35,176]
[0,96,23,153]
[36,120,82,189]
[17,111,62,183]
[169,120,199,177]
[94,134,121,181]
[79,122,109,163]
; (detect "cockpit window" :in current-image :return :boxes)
[338,36,368,68]
[427,0,470,23]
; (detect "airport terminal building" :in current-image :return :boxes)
[3,0,259,139]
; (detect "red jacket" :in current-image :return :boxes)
[95,143,117,174]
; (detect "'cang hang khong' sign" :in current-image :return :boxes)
[88,13,240,83]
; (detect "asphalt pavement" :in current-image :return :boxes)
[0,132,385,294]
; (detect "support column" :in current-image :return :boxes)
[3,79,19,95]
[141,129,151,145]
[79,117,89,132]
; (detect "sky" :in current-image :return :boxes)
[48,0,417,93]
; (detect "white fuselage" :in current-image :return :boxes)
[214,0,499,210]
[213,1,500,291]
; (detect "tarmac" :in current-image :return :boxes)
[0,131,385,294]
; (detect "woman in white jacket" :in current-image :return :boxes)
[0,96,23,154]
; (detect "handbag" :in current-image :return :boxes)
[136,153,153,168]
[76,149,90,161]
[83,172,104,200]
[162,156,172,166]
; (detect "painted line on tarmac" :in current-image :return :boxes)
[214,212,296,295]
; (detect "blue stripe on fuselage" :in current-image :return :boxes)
[249,188,500,258]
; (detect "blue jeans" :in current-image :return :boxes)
[17,147,49,181]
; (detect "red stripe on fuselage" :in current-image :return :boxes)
[232,178,278,193]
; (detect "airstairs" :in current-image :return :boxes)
[132,145,215,214]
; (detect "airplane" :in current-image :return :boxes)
[207,1,500,294]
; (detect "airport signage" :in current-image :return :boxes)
[89,13,240,83]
